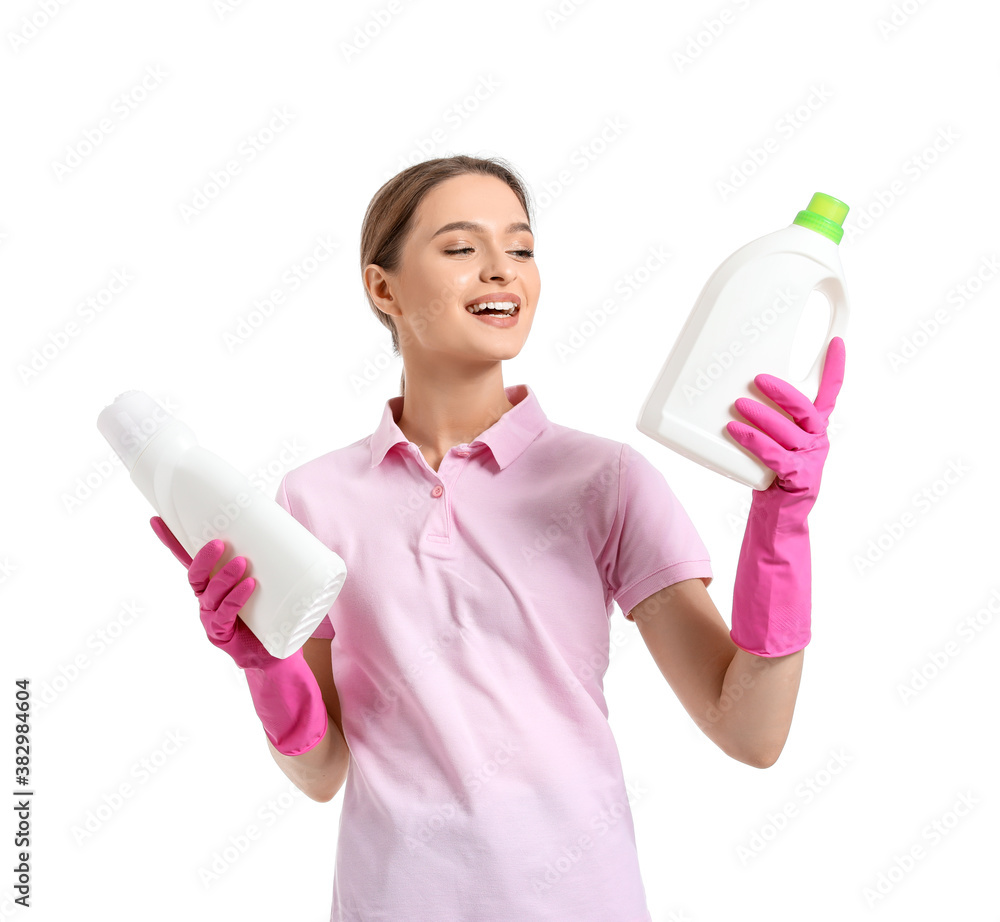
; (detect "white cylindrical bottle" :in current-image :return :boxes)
[97,390,347,659]
[636,192,850,490]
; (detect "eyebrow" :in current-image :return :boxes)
[430,220,533,239]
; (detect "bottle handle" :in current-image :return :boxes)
[800,276,849,403]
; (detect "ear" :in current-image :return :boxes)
[364,264,399,317]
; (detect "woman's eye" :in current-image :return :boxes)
[444,247,534,258]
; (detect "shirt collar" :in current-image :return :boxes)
[369,383,547,471]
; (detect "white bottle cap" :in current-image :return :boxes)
[97,390,186,472]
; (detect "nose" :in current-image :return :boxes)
[481,260,514,282]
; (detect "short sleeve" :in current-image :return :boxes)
[275,474,335,640]
[598,443,713,621]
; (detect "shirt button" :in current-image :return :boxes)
[431,484,444,498]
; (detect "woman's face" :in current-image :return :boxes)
[368,172,540,372]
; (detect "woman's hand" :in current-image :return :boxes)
[725,336,846,505]
[150,516,278,672]
[149,515,329,756]
[726,336,846,657]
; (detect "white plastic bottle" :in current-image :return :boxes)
[636,192,850,490]
[97,390,347,659]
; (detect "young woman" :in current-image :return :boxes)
[151,155,845,921]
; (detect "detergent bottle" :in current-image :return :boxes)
[97,390,347,658]
[636,192,850,490]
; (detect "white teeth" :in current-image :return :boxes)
[466,301,518,314]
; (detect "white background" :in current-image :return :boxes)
[3,1,998,920]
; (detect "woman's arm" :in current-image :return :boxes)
[631,339,842,766]
[629,577,803,768]
[265,637,351,802]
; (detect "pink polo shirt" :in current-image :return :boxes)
[275,382,713,922]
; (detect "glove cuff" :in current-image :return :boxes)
[244,652,329,756]
[730,483,813,657]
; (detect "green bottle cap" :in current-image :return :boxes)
[792,192,849,245]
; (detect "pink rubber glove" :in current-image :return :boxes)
[150,516,329,756]
[724,337,846,657]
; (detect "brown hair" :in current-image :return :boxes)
[359,155,534,397]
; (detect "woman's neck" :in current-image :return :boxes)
[395,372,516,461]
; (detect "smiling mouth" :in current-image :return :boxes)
[465,302,520,316]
